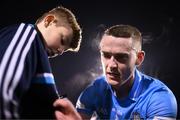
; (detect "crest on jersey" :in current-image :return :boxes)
[132,111,142,120]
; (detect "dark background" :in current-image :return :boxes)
[1,0,179,118]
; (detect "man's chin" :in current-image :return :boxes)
[107,79,120,86]
[48,53,59,58]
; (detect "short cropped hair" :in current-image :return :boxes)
[36,6,82,52]
[104,24,142,51]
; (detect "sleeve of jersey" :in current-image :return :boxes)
[76,82,99,116]
[19,25,59,119]
[147,90,177,119]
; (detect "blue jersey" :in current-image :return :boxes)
[76,69,177,119]
[0,23,59,119]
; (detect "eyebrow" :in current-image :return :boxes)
[101,51,130,55]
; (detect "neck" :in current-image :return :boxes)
[36,24,49,49]
[112,75,134,99]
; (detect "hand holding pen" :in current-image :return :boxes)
[53,95,82,120]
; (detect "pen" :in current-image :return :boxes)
[58,94,67,99]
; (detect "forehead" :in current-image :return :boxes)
[58,25,73,36]
[100,35,133,53]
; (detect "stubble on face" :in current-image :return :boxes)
[100,35,136,89]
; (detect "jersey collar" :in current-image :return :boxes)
[129,69,142,101]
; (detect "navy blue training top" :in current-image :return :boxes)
[0,23,59,119]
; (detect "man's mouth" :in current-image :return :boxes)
[107,72,120,78]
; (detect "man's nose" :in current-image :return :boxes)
[109,56,118,67]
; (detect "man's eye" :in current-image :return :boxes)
[114,54,129,63]
[102,52,111,59]
[61,39,65,45]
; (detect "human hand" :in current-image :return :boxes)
[53,98,82,120]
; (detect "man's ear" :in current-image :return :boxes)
[136,51,145,66]
[44,15,55,27]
